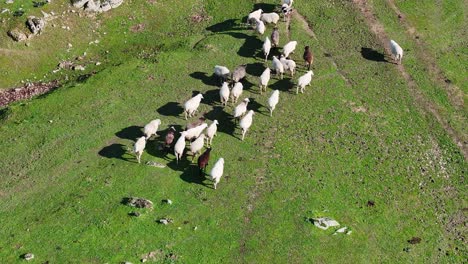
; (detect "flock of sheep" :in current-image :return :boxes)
[131,0,404,190]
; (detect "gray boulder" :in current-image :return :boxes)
[71,0,87,8]
[26,16,45,35]
[7,28,27,41]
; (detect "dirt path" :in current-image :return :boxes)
[352,0,467,160]
[386,0,464,109]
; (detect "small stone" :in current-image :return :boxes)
[6,0,14,4]
[67,43,73,48]
[73,65,85,71]
[158,218,173,225]
[48,120,53,123]
[95,62,101,66]
[23,253,34,261]
[408,237,421,244]
[125,197,153,209]
[7,29,27,42]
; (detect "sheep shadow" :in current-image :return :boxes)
[115,125,143,140]
[270,77,295,93]
[144,125,184,159]
[243,78,259,94]
[248,98,267,116]
[360,47,389,63]
[206,19,244,33]
[253,3,277,13]
[246,62,265,77]
[222,32,263,58]
[98,143,134,162]
[189,71,218,86]
[179,164,211,188]
[166,155,192,172]
[205,106,236,137]
[157,102,183,117]
[200,88,221,107]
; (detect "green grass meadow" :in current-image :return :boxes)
[0,0,466,263]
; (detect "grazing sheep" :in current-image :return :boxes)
[281,4,293,22]
[174,131,187,164]
[303,46,314,70]
[164,126,176,150]
[143,119,161,139]
[254,18,265,35]
[210,158,225,190]
[239,110,254,141]
[184,94,203,120]
[206,120,218,146]
[271,27,279,47]
[263,37,271,62]
[186,115,206,130]
[134,136,146,164]
[220,82,230,107]
[197,147,212,175]
[214,65,230,84]
[280,55,296,76]
[233,98,250,121]
[248,9,263,25]
[260,12,280,25]
[231,82,243,103]
[190,134,205,161]
[232,64,247,83]
[297,70,314,94]
[283,40,297,58]
[259,67,271,94]
[268,90,280,116]
[185,123,208,140]
[390,39,403,64]
[272,56,284,79]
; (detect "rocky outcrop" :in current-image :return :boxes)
[26,16,46,35]
[71,0,123,12]
[7,28,27,42]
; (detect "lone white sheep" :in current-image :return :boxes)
[259,67,271,94]
[248,9,263,25]
[143,119,161,139]
[390,39,403,64]
[297,70,314,94]
[214,65,230,84]
[239,110,254,141]
[280,55,296,76]
[210,158,225,190]
[133,136,146,164]
[260,12,280,25]
[184,94,203,120]
[283,40,297,58]
[174,131,187,164]
[206,120,218,146]
[272,56,284,79]
[231,82,243,103]
[268,90,280,116]
[254,18,265,35]
[185,123,208,140]
[263,36,271,62]
[233,98,250,121]
[220,82,230,107]
[190,134,205,161]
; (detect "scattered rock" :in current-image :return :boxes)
[158,218,173,225]
[367,200,375,207]
[162,199,172,205]
[311,217,340,230]
[95,61,101,66]
[6,0,14,4]
[7,29,27,42]
[22,253,34,261]
[140,250,164,263]
[58,60,73,69]
[128,211,140,217]
[72,0,124,12]
[408,237,421,244]
[1,8,10,14]
[130,23,145,33]
[146,161,166,168]
[72,65,85,71]
[0,80,60,107]
[26,16,46,35]
[124,197,153,209]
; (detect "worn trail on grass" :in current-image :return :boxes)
[352,0,467,160]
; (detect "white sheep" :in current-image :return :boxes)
[206,120,218,146]
[231,82,243,103]
[214,65,230,83]
[220,82,230,107]
[174,131,187,164]
[297,70,314,94]
[280,55,296,76]
[239,110,254,141]
[254,18,265,35]
[210,158,225,190]
[259,67,271,94]
[185,123,208,140]
[283,40,297,58]
[390,39,403,64]
[133,136,146,164]
[268,90,280,116]
[248,9,263,25]
[263,37,271,62]
[260,12,280,25]
[190,134,205,161]
[233,98,249,120]
[184,94,203,120]
[143,119,161,139]
[272,56,284,79]
[282,0,293,7]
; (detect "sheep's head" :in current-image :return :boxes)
[305,46,310,50]
[213,120,219,125]
[244,98,250,103]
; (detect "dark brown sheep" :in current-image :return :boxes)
[303,46,314,70]
[197,147,212,175]
[163,126,176,150]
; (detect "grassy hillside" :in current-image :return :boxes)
[0,0,466,263]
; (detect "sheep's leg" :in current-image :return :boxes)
[213,181,217,190]
[269,107,273,117]
[296,86,299,94]
[136,152,141,164]
[175,152,179,164]
[184,111,188,120]
[281,72,283,80]
[241,129,246,141]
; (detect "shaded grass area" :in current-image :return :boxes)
[0,0,466,263]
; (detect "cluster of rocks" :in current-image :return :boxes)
[71,0,123,12]
[0,80,60,107]
[7,15,46,42]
